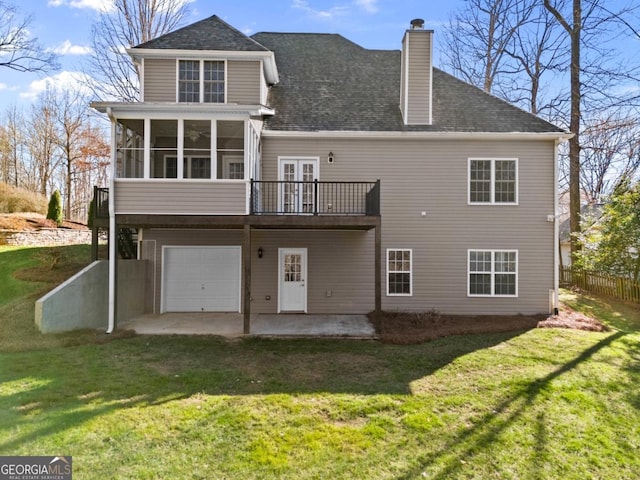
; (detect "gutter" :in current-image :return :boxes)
[261,130,574,141]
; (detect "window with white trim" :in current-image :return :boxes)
[469,159,517,204]
[387,249,412,296]
[178,60,225,103]
[468,250,518,297]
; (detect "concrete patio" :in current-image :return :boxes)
[119,313,377,338]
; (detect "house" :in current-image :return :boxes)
[558,204,603,267]
[91,15,570,333]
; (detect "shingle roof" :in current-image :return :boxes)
[251,32,565,133]
[135,15,268,52]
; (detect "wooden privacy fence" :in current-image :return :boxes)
[560,267,640,304]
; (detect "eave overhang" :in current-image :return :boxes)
[127,48,280,85]
[90,101,275,119]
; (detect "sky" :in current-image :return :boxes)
[0,0,462,112]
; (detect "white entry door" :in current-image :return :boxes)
[279,158,318,213]
[278,248,307,312]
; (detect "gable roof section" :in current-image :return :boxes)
[134,15,269,52]
[252,32,565,134]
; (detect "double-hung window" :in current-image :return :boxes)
[178,60,225,103]
[387,249,412,296]
[468,250,518,297]
[469,158,517,204]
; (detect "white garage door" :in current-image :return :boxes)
[163,246,241,312]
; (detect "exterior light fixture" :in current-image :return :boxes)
[328,152,334,164]
[258,247,263,258]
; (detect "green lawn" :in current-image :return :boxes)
[1,246,639,479]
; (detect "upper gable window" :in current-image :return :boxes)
[469,158,518,204]
[178,60,225,103]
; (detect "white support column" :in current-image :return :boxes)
[177,119,184,179]
[107,213,117,333]
[245,120,251,214]
[211,120,217,180]
[143,118,151,179]
[107,117,118,333]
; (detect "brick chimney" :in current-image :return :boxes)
[400,19,433,125]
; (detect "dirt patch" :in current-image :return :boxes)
[0,212,87,231]
[537,305,609,332]
[371,305,608,344]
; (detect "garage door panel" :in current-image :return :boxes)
[163,246,241,312]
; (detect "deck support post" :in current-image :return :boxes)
[374,219,382,314]
[243,223,251,334]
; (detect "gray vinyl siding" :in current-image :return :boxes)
[250,230,374,314]
[402,31,432,125]
[141,59,262,104]
[142,229,374,314]
[114,181,247,214]
[227,61,261,104]
[143,59,176,102]
[262,136,556,315]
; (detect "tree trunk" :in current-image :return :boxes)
[568,0,582,263]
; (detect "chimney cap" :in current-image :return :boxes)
[410,18,425,29]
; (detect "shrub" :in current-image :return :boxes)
[0,182,47,214]
[46,190,64,227]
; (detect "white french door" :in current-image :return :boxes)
[279,158,318,213]
[278,248,308,312]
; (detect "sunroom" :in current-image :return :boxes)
[92,103,267,216]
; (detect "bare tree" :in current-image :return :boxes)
[544,0,640,261]
[72,123,110,221]
[0,106,26,187]
[580,114,640,204]
[441,0,536,93]
[27,89,61,196]
[544,0,582,262]
[53,91,88,219]
[0,1,58,73]
[501,5,568,116]
[85,0,190,101]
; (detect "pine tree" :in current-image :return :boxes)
[46,190,63,227]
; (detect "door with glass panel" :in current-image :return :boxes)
[279,159,318,214]
[278,248,307,312]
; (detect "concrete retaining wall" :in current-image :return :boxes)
[1,229,92,246]
[35,260,148,333]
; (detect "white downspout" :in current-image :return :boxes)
[553,138,560,314]
[107,110,117,333]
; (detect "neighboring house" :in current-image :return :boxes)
[558,204,603,267]
[91,15,570,333]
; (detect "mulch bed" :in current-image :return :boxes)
[371,305,608,344]
[537,305,609,332]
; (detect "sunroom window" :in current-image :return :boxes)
[217,121,245,180]
[114,119,246,180]
[150,120,178,178]
[184,120,212,179]
[115,119,144,178]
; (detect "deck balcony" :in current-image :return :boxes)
[250,180,380,216]
[93,179,380,230]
